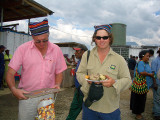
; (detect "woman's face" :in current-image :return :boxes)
[142,52,150,62]
[95,29,110,49]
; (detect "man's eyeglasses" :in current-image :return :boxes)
[95,36,110,40]
[34,40,48,43]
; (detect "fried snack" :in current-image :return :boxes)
[86,73,107,81]
[90,73,100,80]
[85,75,90,79]
[99,74,106,80]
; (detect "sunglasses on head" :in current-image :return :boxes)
[35,40,48,43]
[95,36,110,40]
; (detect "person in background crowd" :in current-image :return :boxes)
[6,18,67,120]
[0,45,5,90]
[149,49,155,66]
[135,56,139,63]
[128,55,132,62]
[64,54,72,66]
[151,48,160,120]
[3,49,12,88]
[77,24,131,120]
[70,55,77,65]
[128,55,137,80]
[66,44,88,120]
[130,50,155,120]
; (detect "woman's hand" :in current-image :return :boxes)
[100,75,116,87]
[150,73,154,78]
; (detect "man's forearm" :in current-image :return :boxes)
[6,67,16,91]
[55,72,63,86]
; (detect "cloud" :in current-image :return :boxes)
[3,0,160,47]
[49,19,93,48]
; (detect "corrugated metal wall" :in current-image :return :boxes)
[0,31,32,55]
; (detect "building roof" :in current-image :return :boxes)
[0,0,54,22]
[55,42,82,47]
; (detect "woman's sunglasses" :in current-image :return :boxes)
[95,36,110,40]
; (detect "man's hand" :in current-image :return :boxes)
[11,87,29,100]
[53,84,61,89]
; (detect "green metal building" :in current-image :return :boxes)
[111,23,127,46]
[110,23,129,60]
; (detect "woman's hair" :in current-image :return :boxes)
[139,50,149,60]
[91,30,113,46]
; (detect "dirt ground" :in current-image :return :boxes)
[0,81,155,120]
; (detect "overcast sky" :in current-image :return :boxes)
[4,0,160,49]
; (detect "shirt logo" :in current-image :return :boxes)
[110,65,116,70]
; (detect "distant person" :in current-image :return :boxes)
[128,56,136,79]
[149,49,155,66]
[130,50,156,120]
[151,48,160,120]
[128,55,132,62]
[77,24,131,120]
[3,49,12,88]
[66,44,88,120]
[64,54,72,66]
[70,55,77,65]
[135,56,139,63]
[0,45,5,90]
[6,18,67,120]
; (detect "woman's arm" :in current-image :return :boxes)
[140,71,154,78]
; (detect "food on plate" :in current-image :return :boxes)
[85,73,107,81]
[85,75,90,79]
[99,74,106,80]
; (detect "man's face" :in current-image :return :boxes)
[0,48,5,52]
[33,33,49,49]
[5,50,9,54]
[75,49,84,59]
[2,48,5,52]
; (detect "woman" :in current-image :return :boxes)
[130,50,154,120]
[76,24,132,120]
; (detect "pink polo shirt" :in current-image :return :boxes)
[9,40,67,91]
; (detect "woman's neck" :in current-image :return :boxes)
[97,47,110,55]
[97,47,110,63]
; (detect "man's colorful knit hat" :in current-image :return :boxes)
[94,24,112,33]
[29,18,49,36]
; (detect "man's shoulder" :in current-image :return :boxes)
[49,42,61,50]
[18,41,32,49]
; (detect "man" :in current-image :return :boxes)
[3,49,12,88]
[66,44,88,120]
[149,49,155,66]
[6,18,67,120]
[0,45,5,90]
[64,54,72,66]
[151,48,160,120]
[128,56,136,80]
[135,56,139,63]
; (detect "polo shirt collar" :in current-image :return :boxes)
[30,40,35,49]
[93,46,116,56]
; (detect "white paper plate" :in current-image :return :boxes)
[85,79,108,82]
